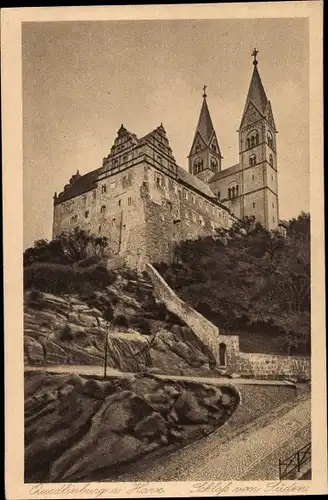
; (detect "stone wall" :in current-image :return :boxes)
[146,263,220,364]
[237,352,310,380]
[147,269,311,380]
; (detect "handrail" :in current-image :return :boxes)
[278,442,311,480]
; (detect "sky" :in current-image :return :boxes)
[22,18,309,248]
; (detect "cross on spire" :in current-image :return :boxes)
[202,85,207,98]
[252,48,259,65]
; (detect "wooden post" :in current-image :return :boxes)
[104,330,109,379]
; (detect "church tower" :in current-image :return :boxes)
[238,49,279,230]
[188,86,223,184]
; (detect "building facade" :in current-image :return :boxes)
[53,51,281,269]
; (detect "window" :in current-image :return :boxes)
[82,195,87,204]
[212,143,217,152]
[118,199,121,207]
[269,154,273,167]
[85,210,89,218]
[70,215,77,224]
[93,190,97,200]
[272,202,274,208]
[236,185,239,197]
[247,130,259,149]
[100,205,106,213]
[217,191,221,199]
[111,218,116,227]
[211,157,218,172]
[253,202,256,208]
[114,158,119,166]
[228,188,231,199]
[110,180,116,189]
[191,194,196,203]
[157,155,163,164]
[194,158,203,174]
[173,183,178,194]
[249,154,257,166]
[195,143,201,152]
[267,131,273,149]
[155,173,164,188]
[128,197,132,206]
[101,184,107,194]
[98,225,102,233]
[123,224,126,230]
[219,343,227,366]
[123,154,127,162]
[183,189,188,200]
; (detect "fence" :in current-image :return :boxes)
[278,442,311,480]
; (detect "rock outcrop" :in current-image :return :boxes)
[24,270,217,376]
[24,371,240,482]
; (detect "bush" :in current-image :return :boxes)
[24,262,116,295]
[131,317,153,335]
[112,314,129,328]
[76,255,102,268]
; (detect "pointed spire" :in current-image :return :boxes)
[244,49,268,114]
[195,86,215,144]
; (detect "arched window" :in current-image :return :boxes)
[236,185,239,197]
[246,130,259,150]
[232,186,235,198]
[219,343,227,366]
[269,154,273,167]
[228,188,231,199]
[211,158,218,172]
[249,154,257,166]
[267,131,273,149]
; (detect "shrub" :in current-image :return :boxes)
[76,255,102,268]
[113,314,129,328]
[24,262,116,295]
[131,317,153,335]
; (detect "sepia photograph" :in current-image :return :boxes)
[2,2,326,498]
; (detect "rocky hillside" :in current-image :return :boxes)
[24,269,217,376]
[25,370,239,482]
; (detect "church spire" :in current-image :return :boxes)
[243,48,268,115]
[194,86,215,144]
[188,86,222,183]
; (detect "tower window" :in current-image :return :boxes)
[267,131,273,149]
[253,202,256,208]
[269,154,273,167]
[228,188,231,199]
[211,157,218,172]
[247,130,259,149]
[232,186,235,198]
[118,199,121,207]
[128,197,132,206]
[212,143,217,152]
[249,154,257,166]
[84,210,89,218]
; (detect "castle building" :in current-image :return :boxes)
[53,50,280,269]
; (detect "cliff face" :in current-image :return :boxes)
[24,270,216,376]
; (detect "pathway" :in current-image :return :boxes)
[24,364,295,387]
[111,393,310,481]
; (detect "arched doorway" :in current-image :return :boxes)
[219,343,227,367]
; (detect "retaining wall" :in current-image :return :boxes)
[146,263,221,363]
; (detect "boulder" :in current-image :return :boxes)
[24,336,45,364]
[171,391,207,424]
[133,412,168,439]
[78,314,98,327]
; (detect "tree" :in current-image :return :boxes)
[156,213,311,354]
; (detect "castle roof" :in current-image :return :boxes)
[55,167,100,204]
